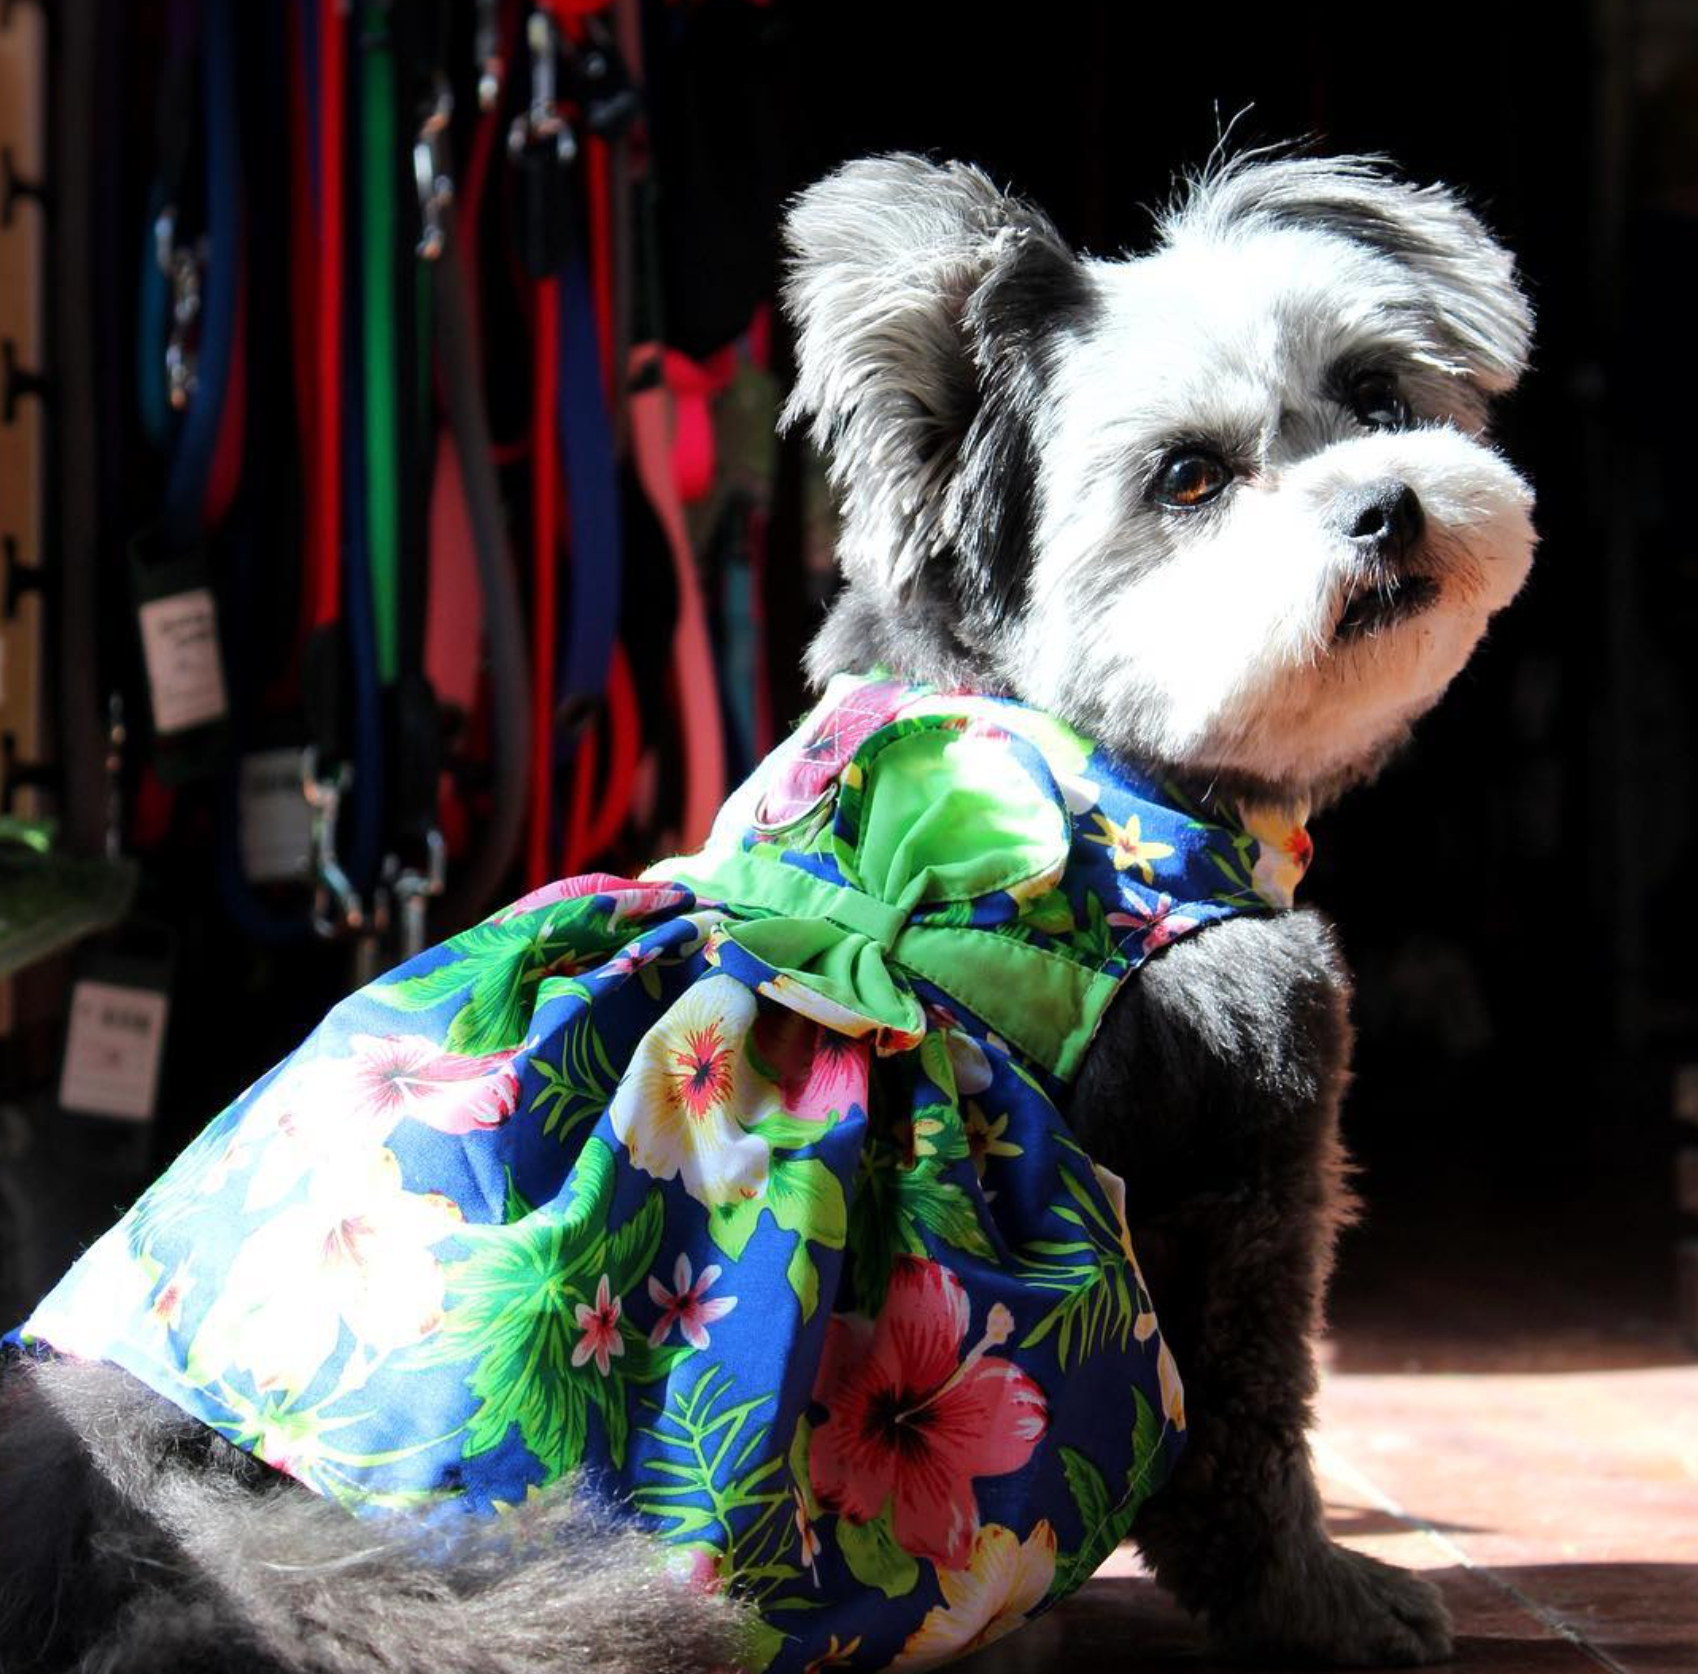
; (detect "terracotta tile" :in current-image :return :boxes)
[1315,1368,1698,1569]
[963,1356,1698,1674]
[961,1559,1601,1674]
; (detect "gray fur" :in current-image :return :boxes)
[0,147,1528,1672]
[1074,914,1449,1663]
[0,1356,748,1674]
[782,156,1096,632]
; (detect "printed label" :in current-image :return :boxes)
[240,747,314,883]
[58,980,169,1121]
[138,588,228,735]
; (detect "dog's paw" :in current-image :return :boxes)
[1211,1541,1454,1667]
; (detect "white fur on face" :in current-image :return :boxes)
[1015,225,1536,791]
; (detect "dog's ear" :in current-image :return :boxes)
[1170,153,1532,399]
[781,154,1092,612]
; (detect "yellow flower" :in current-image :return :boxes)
[803,1636,863,1673]
[896,1521,1057,1669]
[1157,1338,1186,1430]
[910,1113,947,1161]
[964,1101,1022,1178]
[1083,811,1174,884]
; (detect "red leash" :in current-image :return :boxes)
[307,0,345,635]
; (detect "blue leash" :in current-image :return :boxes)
[162,0,239,550]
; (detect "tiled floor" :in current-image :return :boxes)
[968,1180,1698,1674]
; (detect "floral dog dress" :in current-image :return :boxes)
[15,673,1312,1673]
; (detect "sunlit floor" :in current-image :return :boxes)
[5,1118,1694,1672]
[971,1167,1698,1674]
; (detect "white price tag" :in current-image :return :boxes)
[58,979,169,1122]
[240,748,315,882]
[138,587,228,735]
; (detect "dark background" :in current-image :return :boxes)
[733,0,1696,1178]
[6,0,1695,1335]
[666,0,1697,1289]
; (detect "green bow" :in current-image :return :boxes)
[657,719,1123,1081]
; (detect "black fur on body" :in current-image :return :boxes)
[1,913,1420,1673]
[1,147,1536,1671]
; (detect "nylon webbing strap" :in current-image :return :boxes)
[433,205,530,924]
[629,342,723,851]
[555,253,621,849]
[360,4,401,688]
[162,0,240,551]
[525,271,560,889]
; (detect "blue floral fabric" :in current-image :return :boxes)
[14,674,1311,1672]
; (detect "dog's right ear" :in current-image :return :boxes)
[781,154,1088,606]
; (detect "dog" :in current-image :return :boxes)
[0,148,1534,1674]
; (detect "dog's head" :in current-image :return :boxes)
[783,151,1535,805]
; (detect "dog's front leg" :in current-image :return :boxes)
[1074,910,1453,1667]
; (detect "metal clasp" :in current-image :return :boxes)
[153,206,204,412]
[413,78,455,262]
[391,828,448,961]
[474,0,503,112]
[301,748,363,940]
[509,9,576,166]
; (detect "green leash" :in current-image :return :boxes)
[360,2,400,687]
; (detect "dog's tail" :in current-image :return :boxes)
[0,1354,749,1674]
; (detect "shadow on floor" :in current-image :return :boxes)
[965,1561,1698,1673]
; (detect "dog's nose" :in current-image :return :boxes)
[1338,480,1426,565]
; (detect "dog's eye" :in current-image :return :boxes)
[1349,372,1410,430]
[1153,451,1232,508]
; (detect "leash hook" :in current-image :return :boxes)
[301,747,364,940]
[474,0,503,112]
[392,828,448,961]
[153,205,204,412]
[412,78,455,262]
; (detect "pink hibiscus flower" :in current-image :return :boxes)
[496,874,688,926]
[755,679,910,827]
[753,1009,870,1122]
[338,1034,522,1134]
[646,1253,737,1349]
[1106,891,1199,954]
[572,1274,625,1376]
[809,1258,1048,1570]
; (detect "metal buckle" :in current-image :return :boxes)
[301,747,363,940]
[153,205,204,412]
[391,828,448,961]
[413,78,455,262]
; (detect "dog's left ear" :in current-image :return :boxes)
[1172,154,1533,400]
[781,154,1093,618]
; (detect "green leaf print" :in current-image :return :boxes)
[836,1504,919,1600]
[370,907,607,1055]
[1021,887,1077,936]
[847,1137,995,1314]
[1066,892,1117,964]
[407,1145,689,1474]
[1063,1447,1111,1532]
[634,1366,802,1605]
[703,1154,847,1319]
[1055,1389,1173,1595]
[742,1109,840,1150]
[1017,1163,1143,1370]
[530,1009,619,1143]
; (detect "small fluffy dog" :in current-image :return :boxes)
[0,149,1534,1673]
